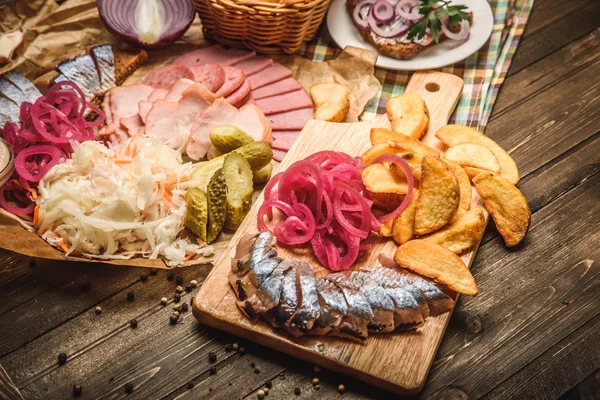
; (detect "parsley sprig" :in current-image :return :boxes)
[406,0,471,43]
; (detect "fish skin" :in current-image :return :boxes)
[249,255,282,288]
[286,262,320,336]
[312,278,348,335]
[0,97,20,126]
[3,71,41,102]
[249,231,276,271]
[91,45,116,93]
[350,272,395,333]
[256,260,296,311]
[326,274,372,341]
[0,78,29,105]
[270,263,299,327]
[57,54,102,100]
[230,233,259,275]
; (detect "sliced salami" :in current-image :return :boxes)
[188,64,225,92]
[271,130,302,151]
[267,107,314,131]
[247,63,292,89]
[272,149,287,163]
[251,76,302,100]
[215,66,246,97]
[142,65,194,90]
[225,79,251,106]
[232,55,273,76]
[172,44,255,68]
[254,89,313,115]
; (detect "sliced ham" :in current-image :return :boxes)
[120,115,144,136]
[232,56,273,76]
[225,79,251,106]
[271,130,302,151]
[272,149,287,163]
[268,107,314,131]
[138,88,168,123]
[247,63,292,90]
[214,66,245,97]
[142,65,194,90]
[251,76,302,100]
[186,98,271,160]
[254,89,313,115]
[172,44,255,68]
[145,83,216,150]
[165,78,196,101]
[106,84,154,140]
[188,64,225,92]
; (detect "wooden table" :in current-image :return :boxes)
[1,0,599,398]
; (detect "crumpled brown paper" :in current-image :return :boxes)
[0,0,380,268]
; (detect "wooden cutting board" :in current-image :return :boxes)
[193,71,480,395]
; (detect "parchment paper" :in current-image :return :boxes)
[0,0,381,268]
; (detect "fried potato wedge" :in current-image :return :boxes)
[363,163,409,194]
[445,160,472,219]
[436,124,520,184]
[414,155,460,235]
[445,143,501,173]
[462,166,489,180]
[379,217,394,237]
[423,207,486,254]
[394,239,478,296]
[392,192,418,245]
[310,83,350,122]
[472,172,530,247]
[370,128,440,157]
[386,93,430,139]
[370,192,404,212]
[362,143,423,180]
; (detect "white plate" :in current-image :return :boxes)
[327,0,494,70]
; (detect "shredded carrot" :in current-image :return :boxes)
[59,242,69,253]
[165,177,190,189]
[27,188,38,201]
[183,252,196,262]
[114,159,132,164]
[163,191,173,205]
[33,204,40,226]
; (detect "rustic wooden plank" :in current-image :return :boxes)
[483,315,599,399]
[560,370,600,400]
[421,174,600,398]
[508,0,600,76]
[0,363,24,400]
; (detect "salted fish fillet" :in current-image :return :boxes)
[0,78,29,105]
[0,97,20,126]
[349,272,396,333]
[91,44,116,93]
[3,71,41,102]
[312,278,348,336]
[286,262,320,336]
[57,54,102,100]
[229,231,276,300]
[269,263,299,327]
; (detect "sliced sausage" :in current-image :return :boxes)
[225,79,251,106]
[254,89,313,115]
[232,56,273,76]
[271,130,302,151]
[247,63,292,89]
[142,65,194,90]
[267,107,314,131]
[188,64,225,92]
[272,149,287,163]
[215,66,245,97]
[251,76,302,100]
[172,44,255,68]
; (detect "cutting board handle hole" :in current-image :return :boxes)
[425,82,440,92]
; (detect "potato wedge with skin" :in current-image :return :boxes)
[387,93,430,139]
[361,143,422,180]
[379,217,394,237]
[370,128,440,157]
[394,239,478,296]
[310,83,350,122]
[472,172,530,247]
[369,192,404,212]
[414,155,460,235]
[445,143,501,173]
[362,163,409,194]
[445,160,471,220]
[463,166,489,180]
[392,192,418,244]
[423,207,486,254]
[436,124,520,184]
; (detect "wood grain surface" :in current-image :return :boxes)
[0,0,598,398]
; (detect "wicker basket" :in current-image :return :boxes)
[193,0,332,54]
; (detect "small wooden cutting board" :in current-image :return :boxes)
[193,71,481,395]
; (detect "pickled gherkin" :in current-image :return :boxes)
[209,125,254,153]
[184,188,208,242]
[223,153,254,228]
[253,163,273,184]
[206,168,227,243]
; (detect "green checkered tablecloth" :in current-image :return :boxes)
[298,0,534,130]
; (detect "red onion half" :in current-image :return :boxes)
[97,0,196,49]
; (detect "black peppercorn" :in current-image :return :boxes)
[181,303,189,312]
[170,312,179,325]
[254,367,260,374]
[185,284,193,292]
[124,383,134,393]
[127,291,135,301]
[239,347,246,355]
[208,352,217,363]
[29,259,37,268]
[174,293,181,303]
[209,366,217,375]
[58,352,67,365]
[187,381,195,389]
[265,380,272,389]
[130,319,138,329]
[80,282,90,291]
[73,384,82,397]
[225,343,232,352]
[150,269,158,276]
[140,274,148,282]
[176,275,184,285]
[167,272,174,281]
[294,387,301,395]
[250,362,255,368]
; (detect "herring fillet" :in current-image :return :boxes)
[287,262,320,335]
[91,44,117,93]
[0,78,29,104]
[57,54,102,100]
[3,71,41,102]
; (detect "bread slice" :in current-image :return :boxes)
[112,46,148,86]
[347,0,471,60]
